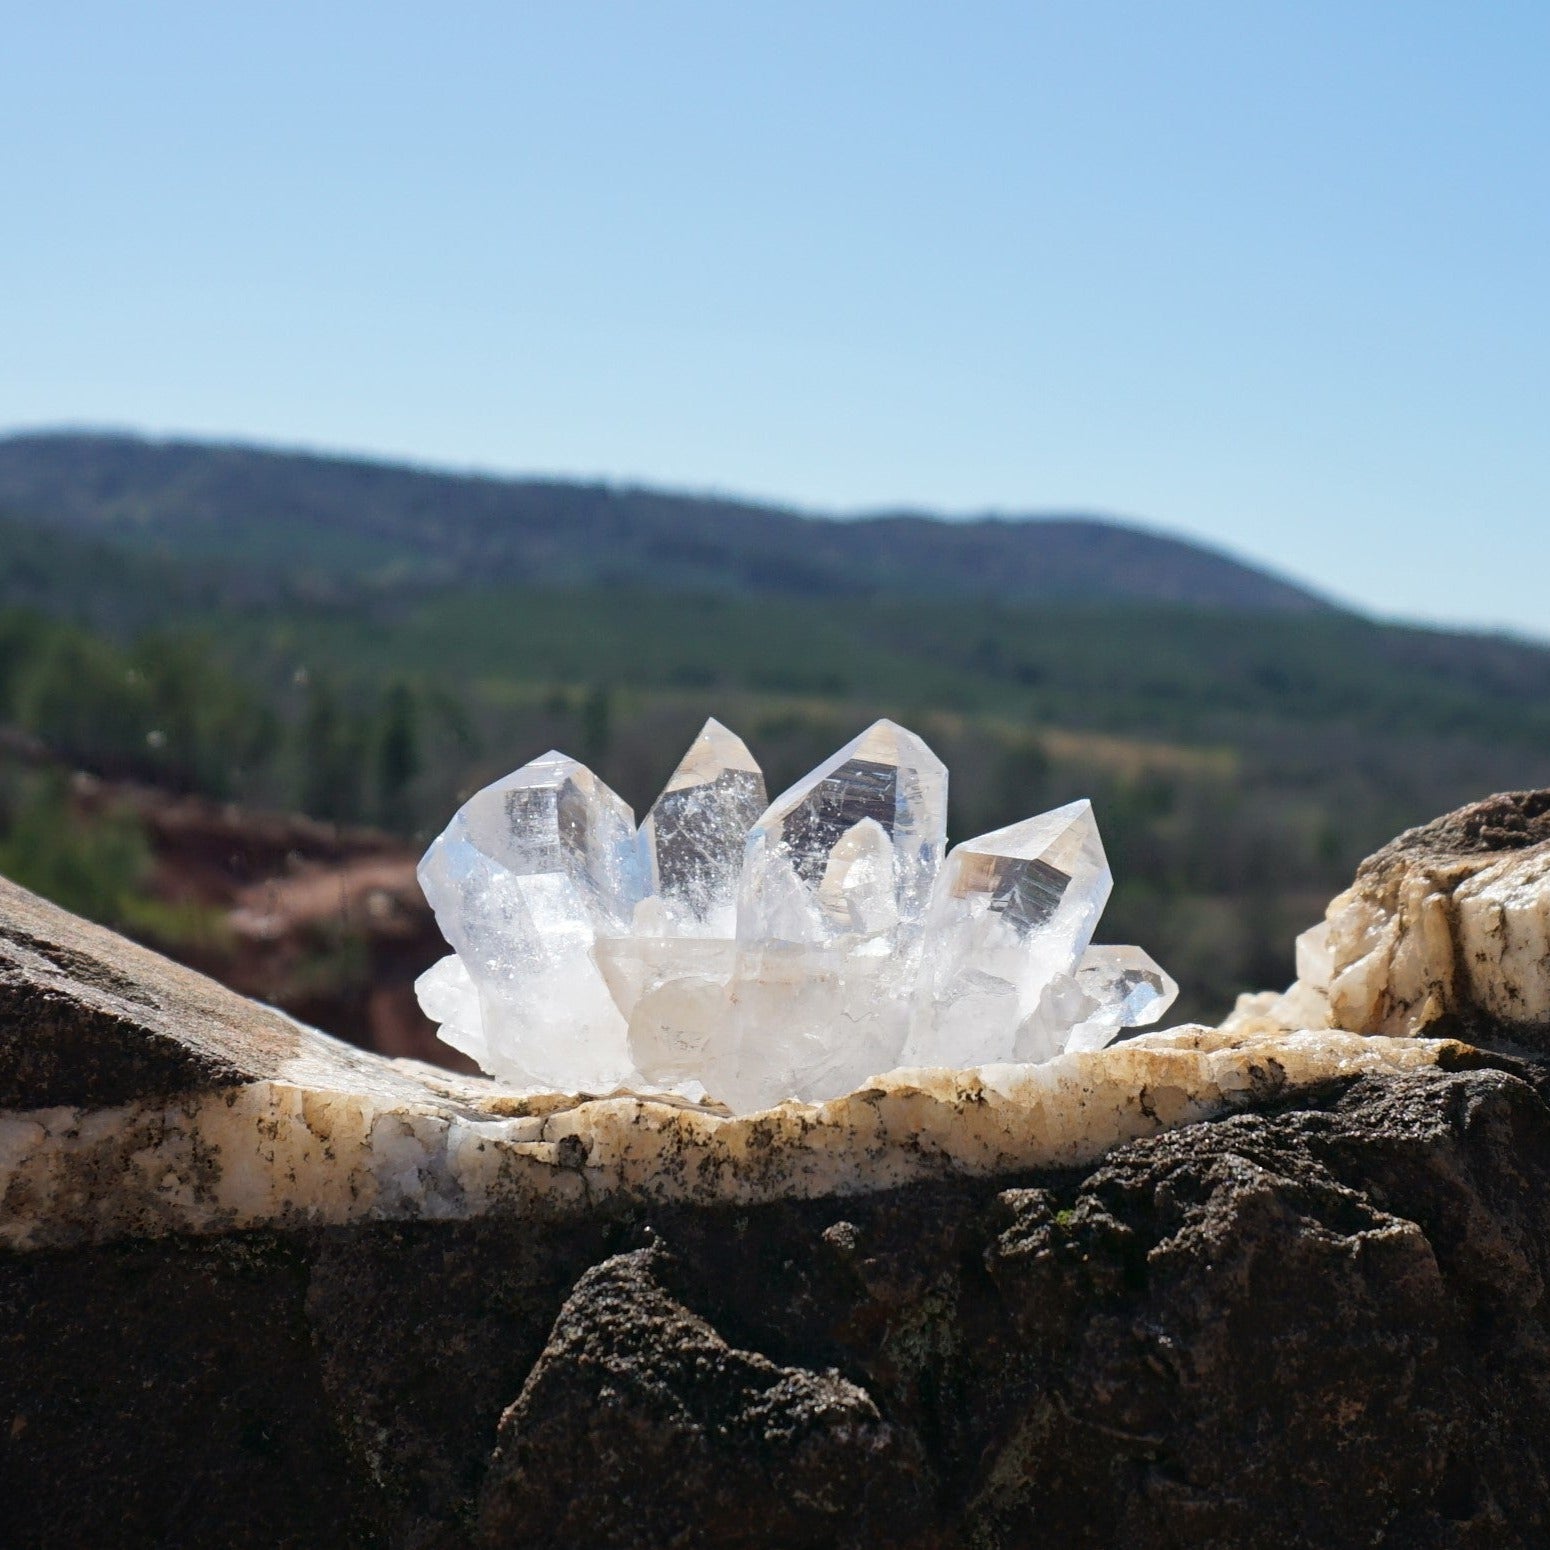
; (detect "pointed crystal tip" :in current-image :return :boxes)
[640,719,767,935]
[740,716,948,940]
[662,718,763,793]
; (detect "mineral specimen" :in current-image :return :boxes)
[416,718,1177,1109]
[415,750,639,1090]
[901,802,1111,1069]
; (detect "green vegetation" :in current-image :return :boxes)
[0,431,1330,612]
[1,432,1548,1027]
[0,771,153,925]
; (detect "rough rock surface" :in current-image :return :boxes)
[0,875,1450,1253]
[5,793,1550,1548]
[1229,788,1550,1048]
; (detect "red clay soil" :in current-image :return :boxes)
[72,774,476,1072]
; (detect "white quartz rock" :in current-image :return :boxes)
[904,800,1113,1067]
[1218,794,1550,1042]
[416,751,642,1091]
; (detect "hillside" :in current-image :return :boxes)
[0,430,1333,611]
[2,428,1549,1035]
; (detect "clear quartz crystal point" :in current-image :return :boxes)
[722,720,948,1111]
[904,800,1113,1068]
[1019,944,1179,1059]
[415,750,642,1090]
[635,718,767,937]
[738,719,947,946]
[602,720,767,1091]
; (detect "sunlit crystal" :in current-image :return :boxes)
[415,719,1177,1112]
[636,718,767,938]
[1019,944,1178,1058]
[722,720,948,1109]
[737,719,946,946]
[1074,944,1178,1033]
[903,801,1112,1068]
[414,950,486,1066]
[603,720,766,1088]
[416,751,641,1090]
[596,936,732,1096]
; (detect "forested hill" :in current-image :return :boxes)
[1,427,1548,1029]
[0,431,1332,612]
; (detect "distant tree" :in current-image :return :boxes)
[300,675,366,823]
[995,737,1050,822]
[375,682,420,832]
[426,686,479,757]
[131,633,203,792]
[0,609,49,716]
[581,684,612,767]
[0,773,151,924]
[16,628,149,775]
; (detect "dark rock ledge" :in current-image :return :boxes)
[4,792,1550,1548]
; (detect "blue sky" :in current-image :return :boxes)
[3,2,1546,636]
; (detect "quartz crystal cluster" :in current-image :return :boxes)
[416,719,1177,1111]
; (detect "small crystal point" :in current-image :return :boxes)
[905,800,1112,1067]
[816,818,900,936]
[638,718,766,938]
[1076,944,1177,1027]
[1022,944,1180,1057]
[416,750,642,1089]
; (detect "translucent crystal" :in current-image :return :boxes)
[595,936,731,1096]
[1073,944,1178,1035]
[413,719,1180,1112]
[598,721,767,1089]
[414,951,486,1066]
[635,719,767,938]
[815,817,901,936]
[737,719,946,946]
[1020,944,1179,1058]
[722,720,948,1110]
[416,751,642,1090]
[904,801,1112,1067]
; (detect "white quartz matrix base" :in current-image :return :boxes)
[1,1024,1456,1251]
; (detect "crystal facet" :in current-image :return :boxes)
[599,720,768,1091]
[737,719,947,946]
[635,719,767,938]
[903,801,1112,1068]
[416,751,642,1090]
[719,721,948,1110]
[415,720,1176,1111]
[1019,944,1179,1058]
